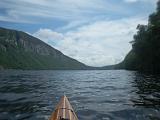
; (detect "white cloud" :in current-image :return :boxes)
[33,17,147,67]
[0,16,33,23]
[124,0,158,3]
[33,28,64,43]
[0,0,148,23]
[124,0,138,2]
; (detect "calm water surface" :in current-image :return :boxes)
[0,70,160,120]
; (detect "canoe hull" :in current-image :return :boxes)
[50,96,78,120]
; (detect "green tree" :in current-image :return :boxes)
[124,0,160,73]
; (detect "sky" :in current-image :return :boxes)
[0,0,158,67]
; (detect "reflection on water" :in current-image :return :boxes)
[131,73,160,119]
[0,70,160,120]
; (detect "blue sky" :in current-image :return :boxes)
[0,0,158,66]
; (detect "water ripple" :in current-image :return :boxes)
[0,70,160,120]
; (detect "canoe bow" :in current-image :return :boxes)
[50,95,78,120]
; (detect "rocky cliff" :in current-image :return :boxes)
[0,27,88,70]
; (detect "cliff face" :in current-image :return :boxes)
[0,27,88,69]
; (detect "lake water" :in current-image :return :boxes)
[0,70,160,120]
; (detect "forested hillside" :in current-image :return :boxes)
[119,0,160,73]
[0,27,88,70]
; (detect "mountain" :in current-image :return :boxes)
[0,27,89,70]
[111,0,160,73]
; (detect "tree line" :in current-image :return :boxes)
[120,0,160,73]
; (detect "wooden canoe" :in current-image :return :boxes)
[49,95,78,120]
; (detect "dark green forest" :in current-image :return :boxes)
[120,0,160,73]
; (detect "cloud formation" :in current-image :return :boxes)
[34,29,64,43]
[124,0,158,3]
[0,0,155,23]
[33,17,147,67]
[0,0,125,23]
[0,0,156,66]
[124,0,138,2]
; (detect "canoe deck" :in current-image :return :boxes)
[50,95,78,120]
